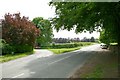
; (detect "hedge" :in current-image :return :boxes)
[40,42,92,49]
[2,44,33,55]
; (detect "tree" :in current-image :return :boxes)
[2,13,40,47]
[32,17,43,27]
[32,17,53,47]
[49,2,120,45]
[99,29,116,45]
[90,37,95,42]
[99,30,110,45]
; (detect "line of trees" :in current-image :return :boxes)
[53,37,96,43]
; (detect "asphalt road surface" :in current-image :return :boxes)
[1,44,101,78]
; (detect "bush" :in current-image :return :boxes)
[2,43,15,55]
[2,42,33,55]
[13,45,33,53]
[51,43,84,49]
[40,42,92,49]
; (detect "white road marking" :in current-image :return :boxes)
[48,55,72,65]
[12,73,24,78]
[30,72,35,74]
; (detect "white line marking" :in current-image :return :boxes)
[48,55,72,65]
[12,73,24,78]
[30,72,35,74]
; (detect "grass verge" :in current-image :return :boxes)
[48,42,94,54]
[82,62,118,78]
[0,51,34,63]
[48,47,81,54]
[84,65,103,78]
[70,50,118,78]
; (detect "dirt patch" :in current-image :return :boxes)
[70,49,119,78]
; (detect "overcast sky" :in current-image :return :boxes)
[0,0,100,39]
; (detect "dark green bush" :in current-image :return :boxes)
[1,39,33,55]
[2,43,15,55]
[13,45,33,53]
[2,43,33,55]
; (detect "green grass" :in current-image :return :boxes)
[48,42,94,54]
[84,66,103,78]
[74,42,95,45]
[82,63,118,78]
[48,47,81,54]
[0,51,34,63]
[110,43,118,45]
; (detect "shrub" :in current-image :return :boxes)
[2,44,33,55]
[0,39,2,49]
[1,39,33,55]
[51,43,83,49]
[13,45,33,53]
[2,43,15,55]
[40,42,92,49]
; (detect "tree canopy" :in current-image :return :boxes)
[32,17,53,47]
[49,2,120,45]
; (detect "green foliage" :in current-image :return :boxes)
[99,29,117,44]
[85,66,103,78]
[0,51,34,63]
[32,17,43,27]
[0,39,4,48]
[13,45,33,53]
[48,47,81,54]
[99,29,110,44]
[48,42,93,54]
[43,42,92,49]
[52,43,82,48]
[2,43,33,55]
[32,17,53,47]
[49,2,120,45]
[2,43,15,55]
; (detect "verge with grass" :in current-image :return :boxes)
[48,42,94,54]
[48,47,81,54]
[0,51,34,63]
[84,65,103,78]
[70,50,118,78]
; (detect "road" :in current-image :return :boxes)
[1,44,101,78]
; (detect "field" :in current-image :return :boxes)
[48,42,94,54]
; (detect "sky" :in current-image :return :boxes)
[0,0,100,39]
